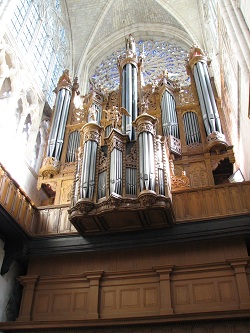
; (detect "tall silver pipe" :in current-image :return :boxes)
[89,141,97,198]
[139,134,144,190]
[196,62,215,132]
[161,91,179,139]
[122,67,126,134]
[132,65,137,140]
[148,133,155,190]
[47,88,71,161]
[193,61,223,135]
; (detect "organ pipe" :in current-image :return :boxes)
[161,90,179,138]
[189,47,222,136]
[78,123,102,200]
[121,63,138,140]
[183,112,201,145]
[47,70,72,161]
[66,130,80,163]
[134,114,157,192]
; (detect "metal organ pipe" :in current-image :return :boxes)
[193,60,222,136]
[78,123,102,200]
[139,131,155,191]
[126,168,136,195]
[98,171,106,199]
[73,148,81,204]
[122,63,137,140]
[161,91,179,139]
[47,88,71,161]
[80,140,97,199]
[66,130,80,163]
[183,112,201,145]
[110,148,122,195]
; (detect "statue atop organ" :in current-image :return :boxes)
[37,35,235,234]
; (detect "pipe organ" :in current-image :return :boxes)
[37,36,234,235]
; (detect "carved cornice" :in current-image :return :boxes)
[80,122,103,144]
[133,113,157,135]
[69,191,174,235]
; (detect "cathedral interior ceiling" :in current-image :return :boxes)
[65,0,204,77]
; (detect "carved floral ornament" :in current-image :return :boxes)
[169,160,190,190]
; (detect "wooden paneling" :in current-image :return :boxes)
[100,271,160,318]
[18,259,250,322]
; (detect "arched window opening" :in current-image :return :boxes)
[15,98,23,130]
[213,158,233,185]
[0,77,11,98]
[35,131,41,161]
[183,111,201,145]
[22,113,32,143]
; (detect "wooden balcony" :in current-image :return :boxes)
[172,182,250,222]
[0,163,37,235]
[1,161,250,237]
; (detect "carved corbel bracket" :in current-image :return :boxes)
[206,131,228,153]
[39,157,60,178]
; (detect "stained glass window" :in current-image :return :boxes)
[8,0,70,107]
[91,40,190,91]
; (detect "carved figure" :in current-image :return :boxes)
[103,106,130,130]
[126,34,136,56]
[88,105,97,122]
[57,69,71,86]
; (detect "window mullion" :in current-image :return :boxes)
[18,1,33,38]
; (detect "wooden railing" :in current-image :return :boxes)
[34,204,77,235]
[1,162,250,236]
[0,163,37,235]
[172,181,250,222]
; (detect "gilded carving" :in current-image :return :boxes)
[61,180,73,204]
[99,150,107,172]
[206,131,227,152]
[126,145,137,168]
[39,157,60,178]
[103,106,130,131]
[178,86,195,105]
[81,123,102,144]
[189,162,208,187]
[170,160,190,190]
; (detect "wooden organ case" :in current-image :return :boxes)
[37,39,234,235]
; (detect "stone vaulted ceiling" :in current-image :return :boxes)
[64,0,205,89]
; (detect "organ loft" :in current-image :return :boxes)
[37,36,234,235]
[1,34,249,333]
